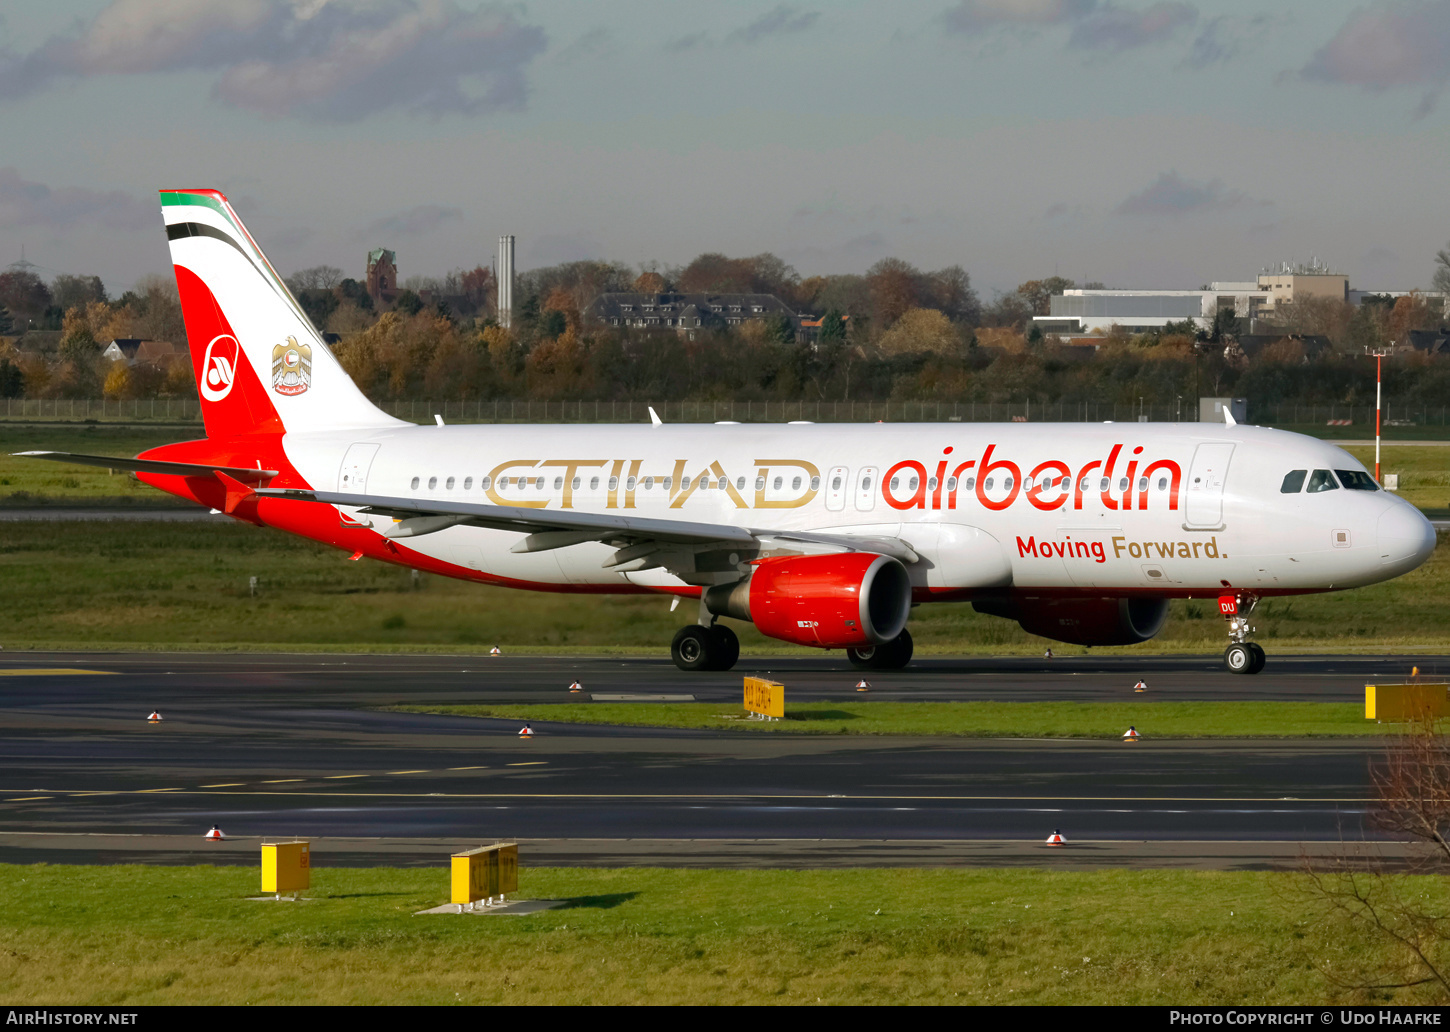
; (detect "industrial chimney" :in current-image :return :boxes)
[497,235,515,328]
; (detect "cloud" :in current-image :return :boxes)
[0,0,548,121]
[556,26,614,63]
[0,167,153,231]
[361,204,463,239]
[665,31,712,53]
[1115,170,1260,217]
[728,5,821,45]
[1301,0,1450,112]
[1067,2,1195,50]
[942,0,1099,33]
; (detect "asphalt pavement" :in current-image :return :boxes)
[0,651,1434,870]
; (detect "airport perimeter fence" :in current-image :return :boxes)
[1,396,1447,427]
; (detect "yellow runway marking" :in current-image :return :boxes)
[138,788,184,793]
[448,766,488,770]
[0,668,114,677]
[324,774,368,780]
[261,779,303,784]
[69,792,117,797]
[7,796,51,801]
[387,770,428,774]
[506,762,548,767]
[200,783,245,788]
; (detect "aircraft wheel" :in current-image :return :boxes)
[1247,642,1266,674]
[847,645,878,670]
[710,625,740,671]
[671,625,716,672]
[877,628,914,669]
[1224,642,1255,675]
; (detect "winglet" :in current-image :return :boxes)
[1223,405,1237,427]
[648,406,662,427]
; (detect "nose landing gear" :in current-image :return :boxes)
[1219,593,1265,675]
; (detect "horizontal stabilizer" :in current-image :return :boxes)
[14,451,279,482]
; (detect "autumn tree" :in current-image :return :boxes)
[51,274,106,311]
[0,270,51,322]
[632,270,666,294]
[877,308,962,356]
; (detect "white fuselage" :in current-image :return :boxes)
[279,421,1435,598]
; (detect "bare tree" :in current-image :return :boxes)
[1302,716,1450,999]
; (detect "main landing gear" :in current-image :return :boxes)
[847,628,914,671]
[670,623,740,672]
[1221,593,1265,675]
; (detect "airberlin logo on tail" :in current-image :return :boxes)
[200,335,239,402]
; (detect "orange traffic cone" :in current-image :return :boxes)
[855,680,870,691]
[147,711,162,723]
[204,825,226,841]
[1123,725,1140,741]
[518,724,533,738]
[1046,830,1066,845]
[1133,679,1147,693]
[568,681,582,693]
[489,646,501,657]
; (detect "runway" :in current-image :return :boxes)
[0,651,1432,870]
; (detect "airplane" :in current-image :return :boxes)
[18,190,1439,674]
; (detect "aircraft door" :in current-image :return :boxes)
[825,466,849,511]
[338,442,380,494]
[855,466,879,511]
[1184,442,1234,528]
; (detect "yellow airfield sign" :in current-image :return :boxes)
[744,677,784,719]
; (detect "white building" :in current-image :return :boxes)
[1033,283,1272,336]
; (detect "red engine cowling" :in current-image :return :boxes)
[974,596,1169,647]
[703,553,912,649]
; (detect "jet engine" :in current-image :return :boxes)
[973,596,1170,647]
[703,552,912,649]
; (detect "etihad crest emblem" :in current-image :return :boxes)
[272,336,312,396]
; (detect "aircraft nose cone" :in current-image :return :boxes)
[1377,502,1437,571]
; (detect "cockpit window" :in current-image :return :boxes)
[1306,469,1339,493]
[1280,470,1307,493]
[1335,469,1379,491]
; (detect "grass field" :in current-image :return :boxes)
[1,518,1447,653]
[394,700,1392,737]
[0,863,1437,1005]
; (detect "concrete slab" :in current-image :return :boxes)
[416,899,565,916]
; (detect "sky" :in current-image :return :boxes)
[2,0,1450,298]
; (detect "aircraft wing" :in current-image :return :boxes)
[254,487,917,577]
[14,451,280,482]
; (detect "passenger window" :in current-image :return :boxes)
[792,476,802,491]
[428,476,437,490]
[589,477,599,490]
[755,476,765,491]
[1335,469,1379,491]
[773,477,783,490]
[572,477,581,489]
[445,476,455,490]
[1280,470,1306,493]
[480,476,491,490]
[644,477,655,490]
[626,477,637,490]
[553,477,563,489]
[463,477,472,490]
[1307,469,1339,493]
[736,477,746,490]
[608,476,618,490]
[810,476,820,491]
[410,477,419,490]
